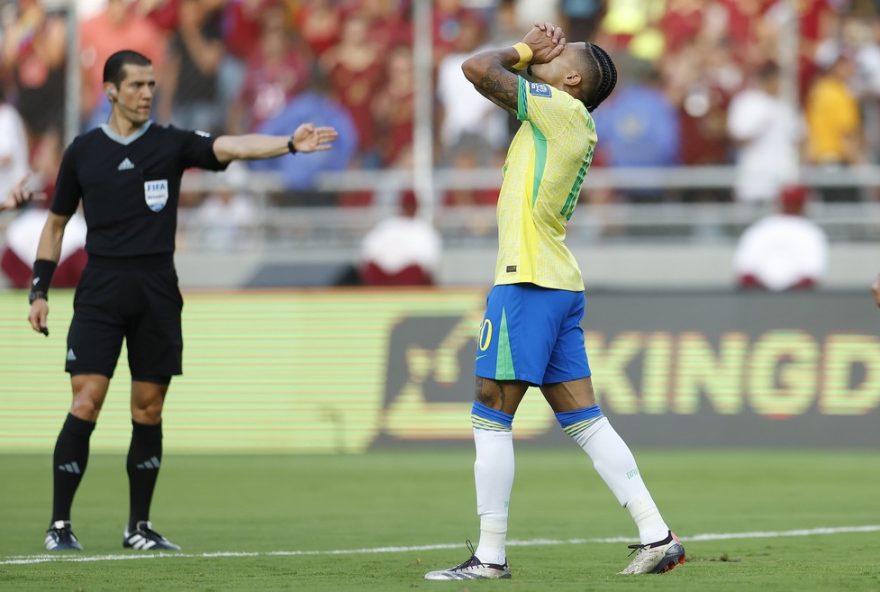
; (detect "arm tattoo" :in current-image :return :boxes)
[474,64,519,114]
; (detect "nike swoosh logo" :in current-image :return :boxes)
[475,355,489,361]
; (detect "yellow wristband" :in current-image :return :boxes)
[512,42,533,70]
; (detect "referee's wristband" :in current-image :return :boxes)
[287,137,297,154]
[29,259,56,303]
[512,42,534,70]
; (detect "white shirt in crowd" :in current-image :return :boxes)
[6,209,87,264]
[0,103,29,200]
[733,214,829,291]
[727,88,802,203]
[437,51,509,151]
[360,216,442,275]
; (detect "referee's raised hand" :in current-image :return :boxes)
[290,123,338,153]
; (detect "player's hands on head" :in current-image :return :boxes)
[28,299,49,336]
[291,123,339,153]
[522,22,566,64]
[1,173,44,212]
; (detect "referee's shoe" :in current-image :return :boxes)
[123,521,181,551]
[45,520,83,551]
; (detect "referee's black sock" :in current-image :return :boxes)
[51,413,96,524]
[126,420,163,531]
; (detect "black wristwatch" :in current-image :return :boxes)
[287,137,297,154]
[28,290,47,305]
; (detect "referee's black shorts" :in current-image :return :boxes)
[65,254,183,381]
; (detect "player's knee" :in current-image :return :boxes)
[69,392,103,421]
[132,402,163,425]
[131,407,162,425]
[131,397,165,425]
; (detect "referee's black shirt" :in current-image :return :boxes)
[50,122,228,258]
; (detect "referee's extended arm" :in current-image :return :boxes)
[212,123,338,163]
[27,212,71,335]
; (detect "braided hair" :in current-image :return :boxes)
[584,43,617,112]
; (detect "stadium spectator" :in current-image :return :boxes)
[158,0,226,133]
[675,38,742,168]
[227,7,311,134]
[220,0,264,61]
[660,0,704,54]
[425,23,684,580]
[359,191,441,286]
[595,57,679,168]
[321,13,385,162]
[296,0,343,57]
[761,0,837,101]
[594,56,680,200]
[0,90,30,202]
[855,16,880,163]
[1,0,66,143]
[188,162,258,251]
[215,0,264,127]
[249,70,356,198]
[139,0,182,33]
[79,0,166,120]
[805,49,863,166]
[2,0,878,208]
[560,0,608,42]
[372,46,415,167]
[2,207,87,289]
[24,49,337,553]
[433,0,484,60]
[355,0,412,50]
[734,185,829,291]
[598,0,663,53]
[727,61,802,203]
[437,14,509,160]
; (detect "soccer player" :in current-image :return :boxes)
[424,24,685,579]
[21,50,337,552]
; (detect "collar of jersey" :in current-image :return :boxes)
[100,121,153,145]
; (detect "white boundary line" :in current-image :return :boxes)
[2,525,878,566]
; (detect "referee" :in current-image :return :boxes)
[21,50,337,552]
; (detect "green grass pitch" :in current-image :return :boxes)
[0,449,878,591]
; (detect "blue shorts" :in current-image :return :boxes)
[475,283,591,385]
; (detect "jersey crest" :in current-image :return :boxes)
[528,82,552,97]
[144,180,170,212]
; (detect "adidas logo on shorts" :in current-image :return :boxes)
[67,348,77,361]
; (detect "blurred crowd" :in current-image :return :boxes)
[2,0,880,210]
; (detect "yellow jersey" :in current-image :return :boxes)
[493,77,597,291]
[806,76,860,164]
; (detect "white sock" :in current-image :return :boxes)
[626,492,670,545]
[569,416,669,544]
[473,428,513,565]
